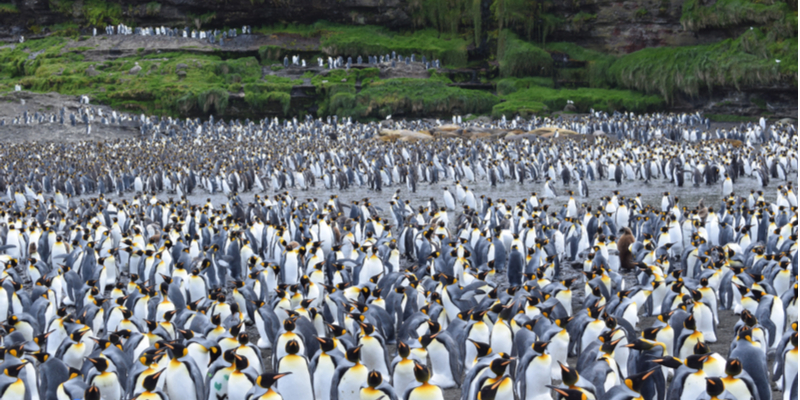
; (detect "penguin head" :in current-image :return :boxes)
[652,356,683,369]
[551,388,586,400]
[345,345,362,363]
[233,354,249,370]
[315,337,336,353]
[705,377,725,399]
[694,339,716,356]
[532,341,549,354]
[623,368,657,394]
[685,354,709,370]
[367,370,383,388]
[478,379,505,400]
[237,332,250,345]
[142,368,165,392]
[89,357,111,373]
[164,342,188,359]
[256,372,292,389]
[412,361,431,383]
[3,361,27,378]
[725,358,744,377]
[84,386,101,400]
[469,340,492,358]
[489,357,512,376]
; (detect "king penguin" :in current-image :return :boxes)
[276,340,314,400]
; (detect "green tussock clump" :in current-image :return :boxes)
[0,3,19,14]
[145,2,162,16]
[496,77,553,95]
[609,28,796,102]
[493,86,663,118]
[320,25,469,68]
[681,0,795,32]
[328,78,498,118]
[499,31,553,78]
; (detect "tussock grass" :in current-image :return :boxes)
[681,0,795,32]
[608,28,796,102]
[499,31,553,77]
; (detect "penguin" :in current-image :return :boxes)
[331,346,369,400]
[403,362,444,400]
[360,371,398,400]
[228,355,258,400]
[163,343,205,400]
[720,358,760,400]
[87,357,123,400]
[656,354,709,400]
[246,373,292,400]
[132,369,168,400]
[0,363,29,400]
[422,330,461,389]
[311,337,340,400]
[276,340,314,400]
[516,341,553,400]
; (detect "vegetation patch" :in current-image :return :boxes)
[496,77,553,95]
[493,86,663,118]
[320,24,469,68]
[608,28,796,102]
[498,31,553,78]
[681,0,795,32]
[329,78,498,119]
[0,3,19,14]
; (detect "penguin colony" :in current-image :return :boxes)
[91,24,442,68]
[0,109,795,400]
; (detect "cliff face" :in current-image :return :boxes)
[0,0,734,54]
[547,0,733,53]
